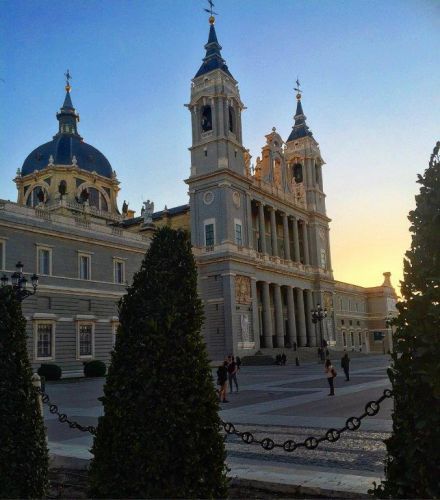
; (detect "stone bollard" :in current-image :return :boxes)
[31,373,44,418]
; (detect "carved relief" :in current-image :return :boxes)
[232,191,240,208]
[294,182,306,207]
[235,275,251,304]
[240,314,250,342]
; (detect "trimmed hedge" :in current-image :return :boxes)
[0,286,49,497]
[38,363,62,381]
[241,354,275,366]
[84,360,106,378]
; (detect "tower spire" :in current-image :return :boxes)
[56,70,81,138]
[194,4,233,79]
[287,79,313,142]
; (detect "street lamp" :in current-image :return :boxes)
[311,303,327,350]
[1,261,39,301]
[385,313,394,354]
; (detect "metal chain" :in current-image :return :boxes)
[37,386,393,453]
[220,388,393,452]
[36,387,97,435]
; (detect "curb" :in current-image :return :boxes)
[49,453,372,498]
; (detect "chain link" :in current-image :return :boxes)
[36,386,393,454]
[220,388,393,452]
[37,387,97,435]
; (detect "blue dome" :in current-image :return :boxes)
[21,135,113,178]
[21,88,114,178]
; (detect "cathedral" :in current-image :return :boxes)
[0,16,397,376]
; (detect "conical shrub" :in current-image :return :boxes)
[0,286,49,498]
[88,227,228,498]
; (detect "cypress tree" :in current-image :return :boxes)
[88,227,228,498]
[0,286,49,498]
[372,142,440,498]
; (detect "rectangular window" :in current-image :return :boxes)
[235,223,243,246]
[36,323,54,359]
[205,223,214,247]
[79,254,91,280]
[78,324,93,357]
[114,260,125,284]
[37,248,51,275]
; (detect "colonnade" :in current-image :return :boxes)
[252,200,310,264]
[257,282,319,348]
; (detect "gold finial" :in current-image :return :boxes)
[64,69,72,93]
[204,0,217,24]
[294,77,302,100]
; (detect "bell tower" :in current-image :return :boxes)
[188,16,246,178]
[285,84,333,275]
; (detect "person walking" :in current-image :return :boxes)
[217,359,229,403]
[325,359,337,396]
[227,355,239,393]
[341,352,350,381]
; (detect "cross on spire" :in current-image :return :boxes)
[294,77,302,100]
[64,69,72,92]
[204,0,218,24]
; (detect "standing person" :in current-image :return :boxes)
[281,352,287,366]
[341,352,350,381]
[325,347,330,359]
[228,356,239,393]
[235,355,242,371]
[325,359,337,396]
[217,359,229,403]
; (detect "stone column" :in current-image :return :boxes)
[262,281,273,347]
[305,289,316,347]
[269,207,278,257]
[326,228,332,271]
[274,284,284,347]
[286,286,297,346]
[292,216,300,262]
[282,213,291,260]
[251,278,260,349]
[302,220,310,264]
[296,288,307,346]
[258,203,266,254]
[246,195,253,249]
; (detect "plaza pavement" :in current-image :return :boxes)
[43,354,392,497]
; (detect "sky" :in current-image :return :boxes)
[1,0,439,291]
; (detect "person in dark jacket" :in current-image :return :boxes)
[341,353,350,381]
[217,359,229,402]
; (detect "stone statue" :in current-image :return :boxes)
[72,155,77,166]
[142,200,154,224]
[48,155,54,166]
[122,200,128,214]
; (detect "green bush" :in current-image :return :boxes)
[241,354,274,366]
[0,287,49,498]
[38,363,62,381]
[89,227,228,498]
[84,360,107,377]
[371,142,440,499]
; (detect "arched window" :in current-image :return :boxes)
[87,187,108,212]
[201,105,212,133]
[293,163,303,183]
[228,106,236,133]
[26,186,47,207]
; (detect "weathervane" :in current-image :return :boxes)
[294,77,302,100]
[65,69,72,92]
[204,0,218,24]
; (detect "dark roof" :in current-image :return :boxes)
[286,98,314,142]
[119,204,190,227]
[21,90,114,178]
[21,136,113,178]
[195,24,233,79]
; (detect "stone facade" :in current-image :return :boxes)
[0,18,398,375]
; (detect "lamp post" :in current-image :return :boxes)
[385,313,394,354]
[311,303,327,352]
[1,261,39,301]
